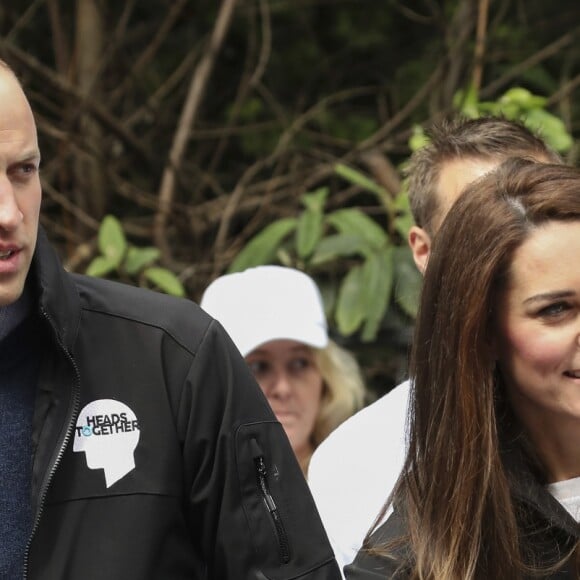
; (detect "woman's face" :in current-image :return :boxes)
[496,221,580,469]
[246,340,324,462]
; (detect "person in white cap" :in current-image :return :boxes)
[201,265,366,473]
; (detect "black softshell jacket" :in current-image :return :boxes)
[345,439,580,579]
[24,229,340,580]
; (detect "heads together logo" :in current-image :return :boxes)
[73,399,140,488]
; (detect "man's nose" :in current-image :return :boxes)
[0,178,22,231]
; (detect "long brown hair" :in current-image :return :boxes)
[377,159,580,579]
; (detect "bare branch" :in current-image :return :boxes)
[111,0,190,104]
[1,41,154,163]
[361,150,401,197]
[46,0,71,75]
[480,26,580,99]
[472,0,490,93]
[153,0,240,262]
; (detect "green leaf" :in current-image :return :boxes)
[296,188,328,259]
[408,125,430,152]
[86,256,117,278]
[335,265,366,336]
[499,87,546,110]
[317,279,338,320]
[276,247,294,267]
[454,85,479,118]
[334,163,387,197]
[300,187,329,212]
[143,267,185,297]
[524,109,573,153]
[228,218,298,272]
[98,215,127,268]
[393,246,422,317]
[326,208,388,252]
[296,206,324,259]
[360,248,394,342]
[125,246,161,275]
[310,234,369,265]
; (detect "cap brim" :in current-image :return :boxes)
[240,324,328,356]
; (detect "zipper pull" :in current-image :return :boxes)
[251,438,276,512]
[250,437,291,563]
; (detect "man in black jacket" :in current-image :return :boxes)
[0,59,340,579]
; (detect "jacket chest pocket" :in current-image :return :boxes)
[236,421,334,580]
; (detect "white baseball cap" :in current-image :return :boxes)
[200,265,329,356]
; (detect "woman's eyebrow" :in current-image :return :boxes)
[523,290,576,305]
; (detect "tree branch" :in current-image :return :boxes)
[153,0,240,262]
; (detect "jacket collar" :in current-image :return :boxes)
[501,431,580,540]
[29,227,81,352]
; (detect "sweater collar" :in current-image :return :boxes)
[28,227,81,352]
[0,283,33,341]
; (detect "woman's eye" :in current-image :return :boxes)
[537,302,571,318]
[247,360,270,376]
[289,357,311,372]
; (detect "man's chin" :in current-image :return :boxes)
[0,279,26,307]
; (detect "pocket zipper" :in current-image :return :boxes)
[251,438,291,564]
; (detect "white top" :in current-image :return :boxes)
[547,476,580,522]
[307,380,411,576]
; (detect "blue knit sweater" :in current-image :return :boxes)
[0,311,41,578]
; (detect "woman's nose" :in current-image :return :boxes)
[269,372,293,398]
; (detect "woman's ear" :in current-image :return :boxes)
[408,226,432,274]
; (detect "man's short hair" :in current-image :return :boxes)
[406,116,562,235]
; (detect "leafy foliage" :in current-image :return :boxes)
[87,216,185,297]
[229,165,421,342]
[456,86,574,152]
[229,83,574,348]
[2,0,578,394]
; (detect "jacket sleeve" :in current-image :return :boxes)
[344,511,410,580]
[176,319,341,579]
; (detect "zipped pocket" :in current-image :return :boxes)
[236,421,336,578]
[251,437,291,564]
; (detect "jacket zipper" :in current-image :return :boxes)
[22,307,81,579]
[250,438,291,564]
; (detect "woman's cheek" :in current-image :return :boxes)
[504,325,567,376]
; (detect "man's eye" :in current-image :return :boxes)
[21,163,38,173]
[10,162,39,179]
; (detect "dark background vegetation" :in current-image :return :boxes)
[1,0,579,398]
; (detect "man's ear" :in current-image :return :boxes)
[408,226,431,274]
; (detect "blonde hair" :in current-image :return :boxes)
[312,339,366,450]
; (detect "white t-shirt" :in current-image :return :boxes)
[307,380,411,576]
[547,476,580,522]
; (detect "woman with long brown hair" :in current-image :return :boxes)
[346,159,580,579]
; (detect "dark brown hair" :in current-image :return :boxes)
[380,159,580,579]
[407,116,562,235]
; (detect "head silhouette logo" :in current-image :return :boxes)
[73,399,140,488]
